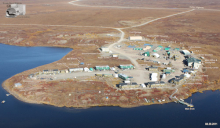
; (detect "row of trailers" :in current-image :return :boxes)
[31,64,134,76]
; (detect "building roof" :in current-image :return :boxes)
[183,69,189,73]
[119,82,138,86]
[151,53,160,57]
[127,45,136,48]
[96,65,109,67]
[15,83,22,86]
[119,73,129,78]
[187,58,201,63]
[149,67,158,69]
[120,64,133,66]
[53,69,59,71]
[148,81,165,85]
[129,36,142,38]
[182,50,191,55]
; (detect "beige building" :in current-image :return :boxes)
[100,47,110,52]
[147,81,166,88]
[119,82,139,89]
[148,67,158,72]
[129,36,143,41]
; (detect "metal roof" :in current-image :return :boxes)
[187,58,201,63]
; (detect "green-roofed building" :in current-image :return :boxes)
[95,65,110,70]
[186,58,202,67]
[163,69,175,73]
[144,52,150,57]
[118,74,129,80]
[153,45,163,52]
[174,48,180,51]
[89,68,94,71]
[119,64,134,69]
[165,47,170,51]
[133,48,143,50]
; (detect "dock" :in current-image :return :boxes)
[171,96,194,107]
[178,100,194,107]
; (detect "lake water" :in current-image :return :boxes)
[0,43,219,128]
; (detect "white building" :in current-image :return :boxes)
[193,63,201,69]
[100,47,109,52]
[129,36,143,41]
[114,74,118,78]
[69,68,83,72]
[112,53,119,57]
[6,4,26,17]
[151,73,158,81]
[151,53,160,58]
[84,67,89,72]
[141,84,146,88]
[181,50,191,56]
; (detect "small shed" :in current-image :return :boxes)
[14,83,22,87]
[165,47,171,51]
[80,62,84,65]
[89,68,94,71]
[144,52,150,57]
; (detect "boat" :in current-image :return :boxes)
[6,94,11,96]
[1,100,5,104]
[188,104,194,108]
[189,99,194,108]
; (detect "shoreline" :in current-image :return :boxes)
[1,43,220,109]
[3,77,220,109]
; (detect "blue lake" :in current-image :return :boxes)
[0,44,219,128]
